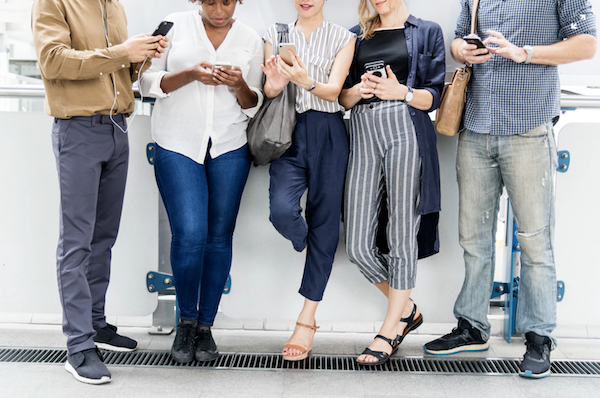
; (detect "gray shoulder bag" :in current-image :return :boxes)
[246,23,297,166]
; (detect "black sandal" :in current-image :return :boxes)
[357,334,397,366]
[393,302,424,351]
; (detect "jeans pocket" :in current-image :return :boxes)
[52,118,72,153]
[518,123,550,138]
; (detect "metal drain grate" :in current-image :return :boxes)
[2,348,600,377]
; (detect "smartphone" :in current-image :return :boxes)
[152,21,174,38]
[463,35,489,55]
[365,60,388,79]
[278,43,297,66]
[213,62,233,72]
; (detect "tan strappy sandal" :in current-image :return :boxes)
[282,322,320,361]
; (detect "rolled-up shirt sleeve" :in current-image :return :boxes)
[422,26,446,112]
[241,39,265,118]
[558,0,597,39]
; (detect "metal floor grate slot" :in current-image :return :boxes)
[2,348,600,377]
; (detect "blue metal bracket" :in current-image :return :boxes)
[146,271,232,295]
[557,280,565,302]
[557,151,570,173]
[223,275,232,295]
[147,143,156,165]
[146,272,174,293]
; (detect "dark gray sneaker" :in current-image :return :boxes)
[65,347,111,385]
[519,332,551,378]
[424,318,489,355]
[195,324,219,362]
[94,324,138,352]
[171,318,198,364]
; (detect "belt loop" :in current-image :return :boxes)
[90,116,96,127]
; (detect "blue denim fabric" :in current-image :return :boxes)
[454,124,558,347]
[154,144,250,324]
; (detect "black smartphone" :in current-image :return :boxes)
[463,35,489,55]
[152,21,174,38]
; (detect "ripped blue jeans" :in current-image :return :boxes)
[454,123,558,347]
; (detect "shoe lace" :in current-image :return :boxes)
[525,341,545,358]
[175,324,194,346]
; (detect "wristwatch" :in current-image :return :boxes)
[307,79,317,92]
[523,45,534,64]
[402,87,414,104]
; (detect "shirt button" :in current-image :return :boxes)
[117,91,120,95]
[122,65,126,68]
[99,72,103,76]
[369,105,374,109]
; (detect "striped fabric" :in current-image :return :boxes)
[344,101,421,290]
[264,21,355,114]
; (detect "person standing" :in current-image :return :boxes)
[424,0,596,379]
[139,0,263,364]
[339,0,445,365]
[262,0,355,361]
[32,0,167,385]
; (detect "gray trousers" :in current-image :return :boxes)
[52,114,129,354]
[344,101,421,291]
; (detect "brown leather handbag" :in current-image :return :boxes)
[435,0,480,137]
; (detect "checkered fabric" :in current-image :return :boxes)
[455,0,597,135]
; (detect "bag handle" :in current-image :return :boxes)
[470,0,480,36]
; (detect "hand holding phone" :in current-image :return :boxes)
[278,43,297,66]
[212,62,233,72]
[365,60,388,79]
[152,21,174,42]
[463,35,489,55]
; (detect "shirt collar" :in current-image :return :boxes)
[405,15,419,28]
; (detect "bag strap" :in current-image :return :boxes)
[470,0,480,35]
[274,23,290,56]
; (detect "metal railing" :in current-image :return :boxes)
[2,85,600,109]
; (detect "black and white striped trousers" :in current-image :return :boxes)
[344,100,421,290]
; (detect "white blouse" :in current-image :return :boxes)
[264,20,355,114]
[139,11,264,164]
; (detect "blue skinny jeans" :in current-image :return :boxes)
[154,144,250,324]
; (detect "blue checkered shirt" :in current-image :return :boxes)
[455,0,597,135]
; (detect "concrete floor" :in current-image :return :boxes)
[1,324,600,398]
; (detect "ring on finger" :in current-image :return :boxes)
[374,83,378,90]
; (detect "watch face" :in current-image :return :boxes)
[405,91,414,102]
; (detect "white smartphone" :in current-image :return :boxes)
[278,43,297,66]
[213,61,233,71]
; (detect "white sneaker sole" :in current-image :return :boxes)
[65,362,111,385]
[424,341,490,355]
[95,342,137,352]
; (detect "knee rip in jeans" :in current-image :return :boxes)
[516,226,548,240]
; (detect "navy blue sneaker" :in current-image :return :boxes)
[65,347,111,385]
[424,318,489,355]
[519,332,552,378]
[94,323,137,352]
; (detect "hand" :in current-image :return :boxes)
[213,66,246,90]
[189,62,218,86]
[484,30,528,63]
[123,34,163,63]
[458,34,493,65]
[360,66,409,101]
[261,55,289,91]
[276,52,311,89]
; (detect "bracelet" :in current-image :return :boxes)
[307,79,317,92]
